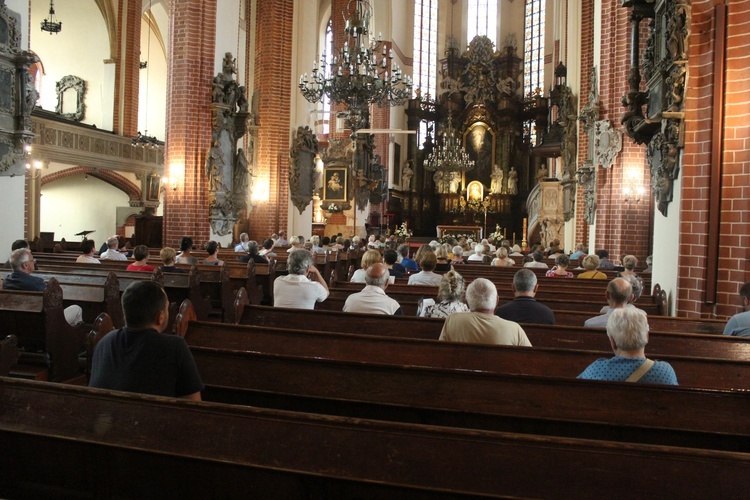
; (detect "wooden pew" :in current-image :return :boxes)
[239,305,736,353]
[190,345,750,451]
[324,286,663,315]
[3,378,748,498]
[0,278,88,382]
[183,320,750,390]
[0,335,20,376]
[1,269,124,327]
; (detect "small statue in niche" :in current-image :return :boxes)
[448,171,461,194]
[211,77,224,103]
[24,73,38,115]
[234,148,249,194]
[490,164,504,194]
[537,164,548,182]
[206,140,226,192]
[507,167,518,195]
[237,86,249,113]
[401,160,414,190]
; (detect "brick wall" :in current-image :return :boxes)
[679,0,750,318]
[574,0,594,249]
[593,0,651,263]
[162,0,217,247]
[113,0,142,137]
[249,0,294,241]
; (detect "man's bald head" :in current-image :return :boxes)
[607,278,633,307]
[365,262,390,289]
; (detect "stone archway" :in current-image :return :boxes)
[41,166,142,203]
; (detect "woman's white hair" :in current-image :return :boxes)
[606,308,649,351]
[465,278,497,311]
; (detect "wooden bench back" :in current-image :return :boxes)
[3,377,747,498]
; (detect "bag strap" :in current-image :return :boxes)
[625,358,655,382]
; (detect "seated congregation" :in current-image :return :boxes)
[2,232,747,497]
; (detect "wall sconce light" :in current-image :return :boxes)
[623,185,645,203]
[251,175,270,203]
[164,163,184,192]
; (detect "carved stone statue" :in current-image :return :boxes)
[401,160,414,190]
[507,167,518,195]
[537,164,548,182]
[234,148,249,194]
[448,171,461,194]
[206,140,225,192]
[490,164,504,194]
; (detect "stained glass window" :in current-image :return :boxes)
[467,0,497,46]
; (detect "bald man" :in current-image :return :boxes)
[584,277,635,328]
[343,263,402,315]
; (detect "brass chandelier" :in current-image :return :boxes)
[298,0,412,132]
[424,116,475,173]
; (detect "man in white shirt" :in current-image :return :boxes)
[343,263,402,315]
[273,249,329,309]
[76,239,100,264]
[234,233,250,253]
[100,236,128,261]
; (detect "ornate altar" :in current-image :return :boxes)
[400,35,546,242]
[437,225,483,240]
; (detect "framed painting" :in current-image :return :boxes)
[147,175,161,201]
[324,166,348,202]
[463,121,495,186]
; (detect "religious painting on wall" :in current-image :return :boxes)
[467,180,484,202]
[463,122,495,186]
[324,167,347,202]
[147,175,161,201]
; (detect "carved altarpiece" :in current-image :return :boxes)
[288,126,319,214]
[577,66,599,225]
[206,52,254,236]
[621,0,690,216]
[403,36,530,236]
[0,0,38,176]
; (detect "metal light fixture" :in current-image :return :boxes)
[298,0,412,132]
[40,1,62,34]
[132,1,162,149]
[424,116,475,173]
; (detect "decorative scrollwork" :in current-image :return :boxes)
[55,75,86,121]
[288,125,319,214]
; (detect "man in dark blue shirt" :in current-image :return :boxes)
[2,248,45,291]
[495,269,555,325]
[89,280,203,400]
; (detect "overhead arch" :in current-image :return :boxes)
[41,167,142,202]
[94,0,118,60]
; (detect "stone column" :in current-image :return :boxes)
[162,0,217,247]
[249,0,294,241]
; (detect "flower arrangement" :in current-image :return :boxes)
[394,222,412,239]
[327,203,342,213]
[488,224,505,243]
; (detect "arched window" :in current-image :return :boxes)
[413,0,438,149]
[523,0,545,97]
[467,0,497,46]
[320,19,333,135]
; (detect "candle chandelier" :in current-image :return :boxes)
[424,116,475,173]
[298,0,412,132]
[40,0,62,34]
